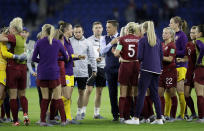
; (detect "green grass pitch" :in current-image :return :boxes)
[0,87,204,131]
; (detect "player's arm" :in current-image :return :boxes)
[0,43,14,58]
[114,43,123,57]
[0,34,8,42]
[163,48,176,62]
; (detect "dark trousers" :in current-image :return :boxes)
[106,72,119,119]
[135,71,162,119]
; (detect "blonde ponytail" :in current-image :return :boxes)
[143,21,156,47]
[9,17,23,33]
[42,24,55,45]
[120,27,126,37]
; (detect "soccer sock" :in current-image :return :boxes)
[127,96,134,117]
[20,96,28,114]
[146,96,154,117]
[40,99,50,122]
[82,106,87,114]
[10,99,18,122]
[77,108,82,115]
[164,92,172,117]
[197,96,204,119]
[119,97,126,118]
[125,96,132,119]
[178,92,186,118]
[160,96,165,115]
[1,104,5,118]
[141,96,148,119]
[57,99,66,122]
[186,96,196,115]
[50,99,57,120]
[62,96,72,120]
[94,107,100,116]
[171,96,178,118]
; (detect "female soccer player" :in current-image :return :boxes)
[32,24,68,126]
[158,27,178,121]
[0,18,29,126]
[58,21,83,124]
[194,24,204,122]
[114,22,140,122]
[169,16,188,120]
[125,21,163,125]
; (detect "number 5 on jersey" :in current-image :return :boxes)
[128,44,135,57]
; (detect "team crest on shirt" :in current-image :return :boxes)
[175,36,178,41]
[66,79,70,84]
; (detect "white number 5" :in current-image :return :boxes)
[128,44,135,57]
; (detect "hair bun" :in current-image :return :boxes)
[58,20,65,26]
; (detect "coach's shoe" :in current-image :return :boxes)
[12,121,20,126]
[124,118,139,125]
[94,115,105,119]
[81,113,85,119]
[23,113,30,126]
[40,122,53,127]
[151,119,163,125]
[149,115,156,122]
[74,114,82,121]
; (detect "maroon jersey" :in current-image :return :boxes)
[119,34,140,61]
[185,41,196,71]
[162,42,176,70]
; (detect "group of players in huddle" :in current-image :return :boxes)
[0,15,203,126]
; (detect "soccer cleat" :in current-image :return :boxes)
[166,117,175,122]
[36,120,41,125]
[187,114,197,122]
[23,113,30,126]
[149,115,156,122]
[139,118,146,124]
[195,118,204,123]
[54,115,61,121]
[119,118,125,123]
[151,119,163,125]
[176,115,184,121]
[4,118,12,123]
[94,115,105,119]
[112,117,119,122]
[184,114,189,120]
[68,119,80,124]
[49,120,60,125]
[12,121,20,126]
[124,118,139,125]
[74,114,82,121]
[0,118,3,123]
[61,121,69,126]
[39,122,53,127]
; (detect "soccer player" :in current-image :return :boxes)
[100,20,120,121]
[183,26,197,121]
[58,21,83,124]
[158,27,178,122]
[32,24,68,126]
[169,16,188,120]
[125,21,163,125]
[0,18,29,126]
[82,21,106,119]
[194,24,204,122]
[0,27,25,122]
[70,25,97,120]
[114,22,140,123]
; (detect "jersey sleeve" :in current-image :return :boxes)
[7,34,16,44]
[0,43,14,58]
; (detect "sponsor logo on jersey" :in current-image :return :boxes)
[124,39,139,43]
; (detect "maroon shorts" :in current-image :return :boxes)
[159,68,177,89]
[37,79,60,89]
[194,66,204,85]
[184,68,194,87]
[59,67,66,87]
[6,64,27,90]
[118,61,139,86]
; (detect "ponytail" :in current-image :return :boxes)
[172,16,188,33]
[181,20,188,34]
[143,21,156,47]
[119,27,126,37]
[42,24,55,45]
